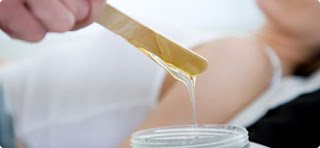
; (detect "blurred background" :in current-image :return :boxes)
[2,1,320,148]
[0,0,265,62]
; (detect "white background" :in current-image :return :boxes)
[0,0,265,62]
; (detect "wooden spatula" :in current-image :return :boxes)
[96,4,208,76]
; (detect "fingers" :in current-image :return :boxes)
[26,0,76,32]
[59,0,89,22]
[0,0,105,42]
[72,0,106,30]
[0,0,46,42]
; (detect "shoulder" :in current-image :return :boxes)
[194,35,274,80]
[193,35,275,99]
[195,35,268,60]
[161,35,276,103]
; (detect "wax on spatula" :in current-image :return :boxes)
[96,4,208,76]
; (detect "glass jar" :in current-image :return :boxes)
[131,125,250,148]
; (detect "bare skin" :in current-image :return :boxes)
[117,36,274,147]
[0,0,106,42]
[117,0,320,147]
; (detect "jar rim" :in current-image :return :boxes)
[131,124,249,148]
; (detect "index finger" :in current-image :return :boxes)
[72,0,106,30]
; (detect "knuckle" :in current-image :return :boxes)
[31,5,75,32]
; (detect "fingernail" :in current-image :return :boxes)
[63,10,76,31]
[67,9,76,24]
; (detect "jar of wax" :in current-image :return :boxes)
[130,125,250,148]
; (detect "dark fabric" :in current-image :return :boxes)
[0,84,14,148]
[247,88,320,148]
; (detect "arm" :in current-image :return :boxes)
[117,36,274,147]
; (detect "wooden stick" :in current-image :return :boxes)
[96,4,207,76]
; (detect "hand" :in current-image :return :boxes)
[0,0,106,42]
